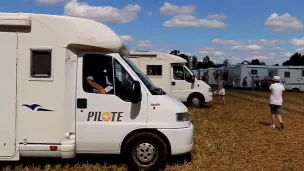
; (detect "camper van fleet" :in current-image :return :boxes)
[128,51,213,108]
[0,13,193,171]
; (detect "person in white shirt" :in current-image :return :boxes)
[269,76,285,129]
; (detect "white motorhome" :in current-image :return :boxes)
[269,66,304,91]
[0,12,193,171]
[128,51,213,108]
[206,67,228,86]
[229,64,275,88]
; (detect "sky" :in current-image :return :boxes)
[3,0,304,65]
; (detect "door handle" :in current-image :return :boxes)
[77,98,87,109]
[172,82,175,86]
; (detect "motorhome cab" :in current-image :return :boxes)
[128,51,213,108]
[0,13,193,171]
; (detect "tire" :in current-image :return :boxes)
[188,93,205,108]
[123,132,168,171]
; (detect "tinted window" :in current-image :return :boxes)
[147,65,162,76]
[31,50,52,78]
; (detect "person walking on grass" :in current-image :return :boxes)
[269,76,285,129]
[214,77,226,105]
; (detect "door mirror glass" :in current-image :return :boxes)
[130,80,142,103]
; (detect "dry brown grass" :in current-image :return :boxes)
[2,89,304,171]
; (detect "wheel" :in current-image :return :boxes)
[188,93,205,108]
[123,132,168,171]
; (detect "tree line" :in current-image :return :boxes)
[170,50,304,69]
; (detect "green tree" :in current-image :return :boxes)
[282,53,304,66]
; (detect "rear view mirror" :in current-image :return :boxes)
[130,81,142,103]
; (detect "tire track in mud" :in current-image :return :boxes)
[231,90,304,106]
[226,92,304,117]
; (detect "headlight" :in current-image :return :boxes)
[176,112,190,122]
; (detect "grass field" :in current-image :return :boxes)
[2,89,304,171]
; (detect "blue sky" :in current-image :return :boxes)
[3,0,304,65]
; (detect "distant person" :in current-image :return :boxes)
[214,77,226,104]
[242,76,248,88]
[255,75,260,90]
[269,76,285,129]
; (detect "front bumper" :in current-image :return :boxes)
[158,123,193,156]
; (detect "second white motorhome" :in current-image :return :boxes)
[228,64,275,88]
[128,51,213,108]
[0,12,193,171]
[269,66,304,91]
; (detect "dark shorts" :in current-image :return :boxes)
[269,104,283,115]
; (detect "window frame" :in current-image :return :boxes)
[250,69,258,75]
[146,65,163,77]
[284,71,290,78]
[173,65,185,80]
[82,53,115,96]
[28,48,53,82]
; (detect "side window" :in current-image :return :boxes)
[302,70,304,77]
[82,54,114,95]
[147,65,162,76]
[184,66,192,80]
[30,50,52,78]
[173,65,184,80]
[251,69,257,75]
[114,59,135,101]
[284,71,290,78]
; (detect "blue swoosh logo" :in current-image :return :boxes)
[22,104,53,111]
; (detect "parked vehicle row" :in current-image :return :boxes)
[0,12,193,171]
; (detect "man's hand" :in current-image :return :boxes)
[98,88,106,94]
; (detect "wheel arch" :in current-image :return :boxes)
[120,128,172,156]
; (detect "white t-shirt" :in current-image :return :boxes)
[269,83,285,105]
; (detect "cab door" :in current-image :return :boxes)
[75,52,148,152]
[171,64,194,102]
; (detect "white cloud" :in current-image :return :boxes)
[283,52,293,57]
[207,14,227,20]
[212,38,284,46]
[36,0,64,4]
[265,13,304,32]
[64,0,141,23]
[199,47,225,57]
[137,40,152,47]
[296,48,304,53]
[160,2,196,16]
[290,38,304,46]
[163,14,227,28]
[231,44,262,51]
[120,35,133,42]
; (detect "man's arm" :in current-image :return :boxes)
[87,78,106,94]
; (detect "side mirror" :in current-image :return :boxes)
[186,76,195,83]
[130,81,142,103]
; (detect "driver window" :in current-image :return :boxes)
[173,65,184,80]
[83,54,114,95]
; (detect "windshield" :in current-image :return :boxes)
[121,55,166,95]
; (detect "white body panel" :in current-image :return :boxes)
[0,32,17,157]
[0,12,193,163]
[129,51,212,104]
